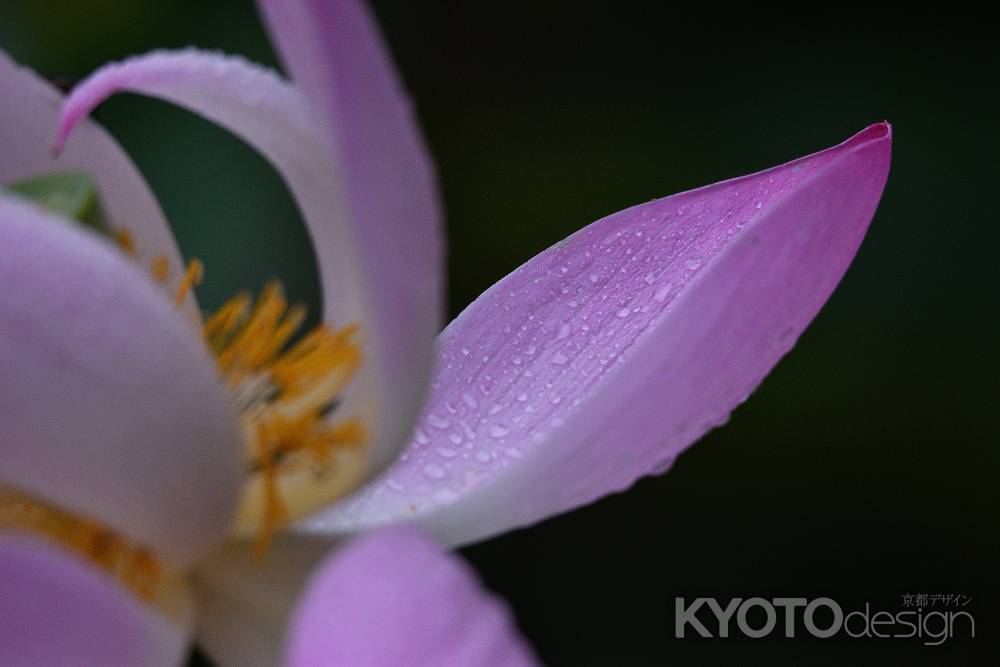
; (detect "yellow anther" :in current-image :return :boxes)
[204,292,252,348]
[150,254,171,284]
[174,258,204,306]
[113,227,136,256]
[204,281,366,554]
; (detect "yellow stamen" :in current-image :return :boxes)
[204,292,252,347]
[150,254,171,284]
[206,285,367,554]
[113,227,136,256]
[175,258,204,306]
[0,486,162,601]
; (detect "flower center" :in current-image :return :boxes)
[199,281,367,556]
[138,235,369,556]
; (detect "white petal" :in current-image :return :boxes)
[0,194,243,567]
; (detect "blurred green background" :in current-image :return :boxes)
[1,1,996,664]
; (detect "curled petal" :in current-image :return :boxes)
[258,0,446,472]
[0,194,243,567]
[0,50,188,299]
[301,124,892,546]
[57,41,443,481]
[285,527,537,667]
[0,537,190,666]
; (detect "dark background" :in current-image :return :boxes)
[1,1,996,664]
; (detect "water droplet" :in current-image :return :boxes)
[461,420,477,439]
[489,423,510,438]
[556,323,572,340]
[551,351,568,365]
[422,463,447,480]
[460,346,470,356]
[654,284,671,303]
[447,432,463,446]
[462,392,478,409]
[434,488,459,503]
[616,307,631,318]
[414,428,430,445]
[516,392,528,402]
[438,444,460,456]
[685,258,702,271]
[427,414,451,429]
[476,451,492,463]
[644,272,656,285]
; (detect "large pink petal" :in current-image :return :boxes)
[56,35,443,479]
[301,124,892,545]
[0,194,242,567]
[257,0,445,473]
[0,50,190,301]
[285,527,537,666]
[0,537,190,666]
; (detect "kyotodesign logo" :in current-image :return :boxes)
[674,595,975,646]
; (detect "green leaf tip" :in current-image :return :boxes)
[3,171,109,234]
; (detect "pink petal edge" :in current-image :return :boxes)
[285,527,538,667]
[301,124,892,547]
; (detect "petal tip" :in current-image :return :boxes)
[849,121,892,148]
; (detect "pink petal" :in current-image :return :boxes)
[0,537,190,666]
[285,527,537,667]
[258,0,445,472]
[56,41,443,479]
[0,50,190,302]
[0,194,242,567]
[301,124,892,546]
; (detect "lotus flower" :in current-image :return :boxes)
[0,0,891,664]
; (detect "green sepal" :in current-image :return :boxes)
[3,171,110,235]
